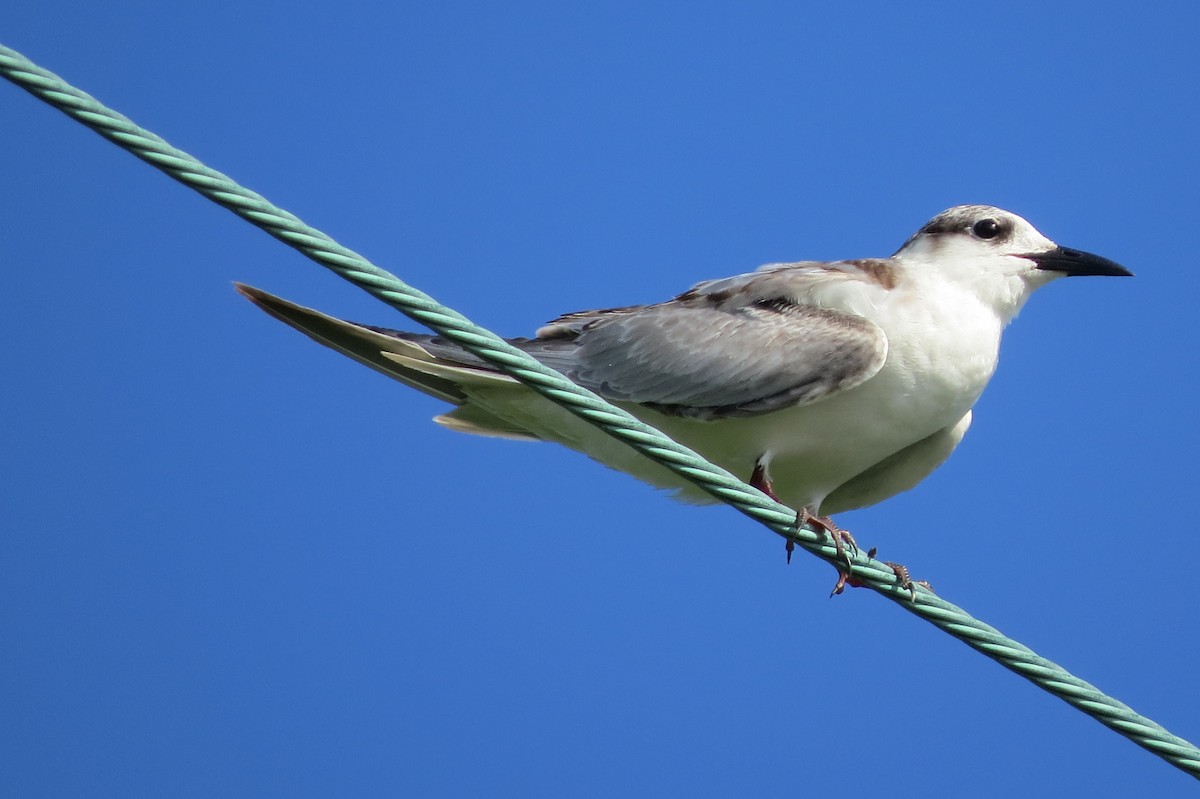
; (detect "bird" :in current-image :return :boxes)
[236,205,1130,585]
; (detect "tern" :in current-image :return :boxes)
[237,205,1130,583]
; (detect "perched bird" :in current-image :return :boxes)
[237,205,1129,578]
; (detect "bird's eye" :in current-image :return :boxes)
[971,218,1003,240]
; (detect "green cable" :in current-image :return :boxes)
[3,42,1197,779]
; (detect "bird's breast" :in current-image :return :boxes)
[878,283,1004,412]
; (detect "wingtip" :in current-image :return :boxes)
[233,282,267,304]
[234,283,297,317]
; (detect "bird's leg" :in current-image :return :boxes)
[750,460,798,563]
[749,460,777,499]
[750,458,859,573]
[750,458,859,572]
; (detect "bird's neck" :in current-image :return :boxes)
[979,270,1056,326]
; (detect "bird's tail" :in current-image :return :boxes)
[235,283,722,504]
[235,284,541,440]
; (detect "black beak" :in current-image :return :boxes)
[1027,246,1133,277]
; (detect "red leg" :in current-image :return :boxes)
[749,458,871,589]
[750,459,797,563]
[749,460,777,500]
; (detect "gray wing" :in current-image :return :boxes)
[245,261,891,422]
[523,280,889,419]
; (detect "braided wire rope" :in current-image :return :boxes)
[3,43,1197,778]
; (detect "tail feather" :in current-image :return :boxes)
[433,405,542,441]
[235,283,466,404]
[234,283,714,502]
[237,283,548,442]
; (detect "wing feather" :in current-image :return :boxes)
[524,266,889,419]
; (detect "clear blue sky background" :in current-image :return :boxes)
[3,3,1198,796]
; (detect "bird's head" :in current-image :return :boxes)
[894,204,1131,321]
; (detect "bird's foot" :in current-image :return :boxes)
[749,461,858,572]
[826,549,932,600]
[883,561,934,601]
[796,508,857,570]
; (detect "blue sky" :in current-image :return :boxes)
[3,3,1198,796]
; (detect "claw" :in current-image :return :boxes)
[830,569,851,597]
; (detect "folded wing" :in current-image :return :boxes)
[237,263,889,425]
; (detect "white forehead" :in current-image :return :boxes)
[894,205,1056,260]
